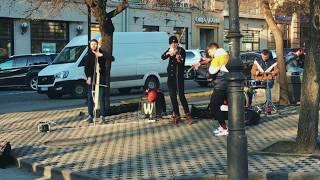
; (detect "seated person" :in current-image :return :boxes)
[285,48,304,74]
[251,49,279,114]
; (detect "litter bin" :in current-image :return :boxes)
[287,72,303,104]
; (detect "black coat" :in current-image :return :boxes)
[84,49,107,84]
[161,47,186,79]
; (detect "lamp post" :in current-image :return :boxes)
[87,4,91,46]
[226,0,248,179]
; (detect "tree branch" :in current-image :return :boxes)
[110,0,128,18]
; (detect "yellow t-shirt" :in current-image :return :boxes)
[209,48,229,74]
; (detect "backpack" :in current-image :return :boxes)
[0,141,14,169]
[245,108,260,126]
[155,91,166,117]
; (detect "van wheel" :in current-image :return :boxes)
[144,76,159,90]
[29,76,38,90]
[118,88,131,94]
[72,83,87,98]
[47,92,63,99]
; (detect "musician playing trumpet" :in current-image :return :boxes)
[251,49,279,114]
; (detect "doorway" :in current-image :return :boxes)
[200,28,214,49]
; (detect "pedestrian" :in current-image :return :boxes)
[251,49,279,114]
[205,43,230,136]
[161,36,193,124]
[84,39,107,123]
[285,48,304,74]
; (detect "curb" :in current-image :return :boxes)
[16,156,320,180]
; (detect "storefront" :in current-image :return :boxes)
[31,21,69,53]
[224,17,267,52]
[191,13,224,50]
[0,18,14,60]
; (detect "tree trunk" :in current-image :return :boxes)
[296,0,320,153]
[261,1,289,105]
[88,0,127,112]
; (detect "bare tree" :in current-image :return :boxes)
[296,0,320,153]
[261,0,289,105]
[260,0,309,105]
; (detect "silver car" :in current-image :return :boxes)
[184,49,205,79]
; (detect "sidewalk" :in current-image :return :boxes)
[1,103,319,179]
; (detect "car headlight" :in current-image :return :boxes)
[55,71,69,79]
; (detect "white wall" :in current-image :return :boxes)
[13,20,31,55]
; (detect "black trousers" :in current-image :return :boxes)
[210,89,228,124]
[167,75,189,116]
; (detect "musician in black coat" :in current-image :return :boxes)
[84,39,107,123]
[161,36,193,124]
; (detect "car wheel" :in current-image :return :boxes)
[197,81,209,87]
[47,92,63,99]
[184,66,194,79]
[144,76,159,90]
[72,83,87,98]
[29,76,38,90]
[118,88,131,94]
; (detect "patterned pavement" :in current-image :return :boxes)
[1,105,320,179]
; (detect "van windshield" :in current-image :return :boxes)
[52,46,86,64]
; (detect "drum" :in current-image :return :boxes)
[245,80,265,89]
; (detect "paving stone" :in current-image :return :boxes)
[0,105,319,179]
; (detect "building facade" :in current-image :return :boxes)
[0,0,306,60]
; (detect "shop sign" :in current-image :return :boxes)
[193,17,220,24]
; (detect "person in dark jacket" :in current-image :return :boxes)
[192,43,229,135]
[84,39,107,123]
[251,49,279,114]
[161,36,193,124]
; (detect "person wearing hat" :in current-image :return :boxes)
[161,36,193,124]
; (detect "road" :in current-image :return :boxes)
[0,80,211,114]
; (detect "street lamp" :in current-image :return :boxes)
[226,0,248,179]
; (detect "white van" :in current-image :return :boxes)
[37,32,168,99]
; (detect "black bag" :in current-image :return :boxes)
[191,105,212,118]
[155,91,166,117]
[245,108,260,126]
[0,141,14,168]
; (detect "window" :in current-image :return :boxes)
[186,52,195,59]
[241,30,260,51]
[52,46,86,64]
[143,25,159,32]
[31,21,69,53]
[174,27,188,49]
[27,56,51,66]
[91,23,100,34]
[0,59,13,70]
[0,19,13,60]
[13,57,28,68]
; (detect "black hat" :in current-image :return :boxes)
[169,36,178,44]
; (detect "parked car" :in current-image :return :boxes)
[37,32,168,99]
[0,53,57,90]
[194,52,261,86]
[184,49,205,79]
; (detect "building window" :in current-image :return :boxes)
[0,19,13,60]
[91,23,100,34]
[31,21,69,53]
[241,30,260,51]
[174,27,188,49]
[143,25,159,32]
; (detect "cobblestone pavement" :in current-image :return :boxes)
[0,105,319,179]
